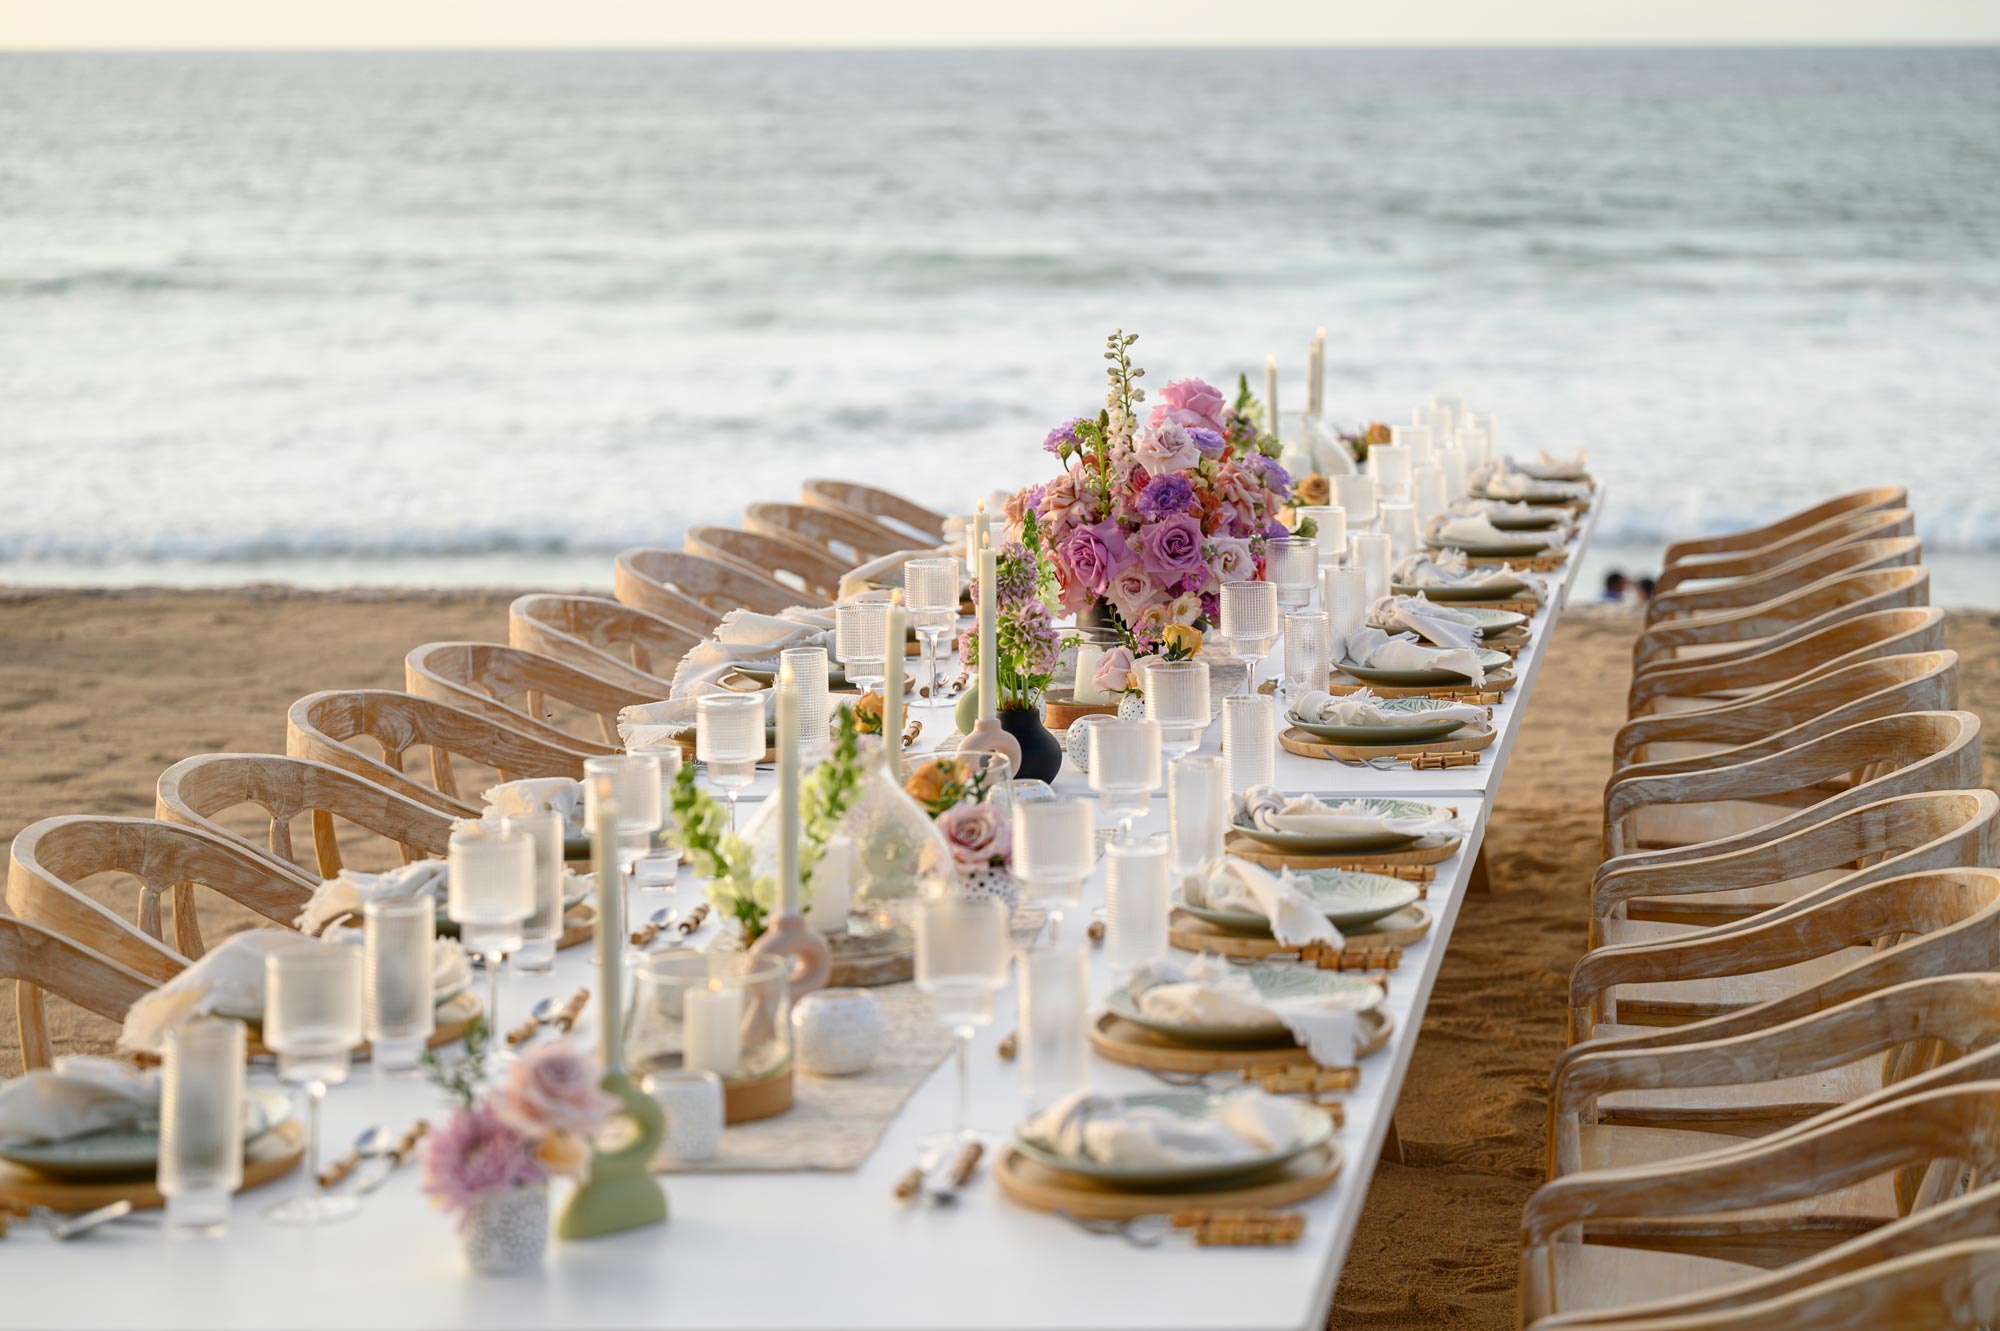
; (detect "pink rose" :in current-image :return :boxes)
[935,801,1011,873]
[496,1041,617,1138]
[1061,516,1134,595]
[1107,565,1161,627]
[1093,645,1137,695]
[1038,464,1091,529]
[1207,536,1256,587]
[1148,378,1228,436]
[1133,419,1200,474]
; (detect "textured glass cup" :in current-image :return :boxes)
[1265,536,1319,611]
[159,1016,246,1235]
[1379,501,1419,562]
[1218,580,1278,694]
[1391,422,1433,464]
[1087,717,1162,834]
[622,745,684,891]
[696,692,765,829]
[1104,834,1171,979]
[903,557,961,702]
[1415,466,1447,528]
[779,646,832,745]
[585,752,666,956]
[362,895,435,1072]
[1322,564,1371,641]
[1350,532,1392,606]
[1145,658,1212,761]
[1011,797,1095,909]
[1283,610,1331,704]
[1222,693,1276,795]
[506,808,568,972]
[1333,473,1378,526]
[1371,441,1412,497]
[447,820,533,1063]
[1297,505,1346,564]
[1019,941,1090,1115]
[263,942,363,1226]
[1168,754,1228,882]
[834,600,891,695]
[915,895,1011,1144]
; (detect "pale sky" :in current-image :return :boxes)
[5,0,1999,51]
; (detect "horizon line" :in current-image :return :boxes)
[6,40,2000,54]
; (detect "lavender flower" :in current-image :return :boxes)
[420,1105,544,1228]
[1186,426,1227,459]
[1135,473,1197,521]
[1043,417,1089,455]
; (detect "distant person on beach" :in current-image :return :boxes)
[1601,571,1628,602]
[1637,577,1657,603]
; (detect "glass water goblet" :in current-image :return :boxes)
[834,600,891,698]
[914,895,1011,1148]
[1011,797,1096,938]
[696,692,765,831]
[779,646,832,754]
[1218,580,1278,695]
[362,895,435,1074]
[447,821,533,1070]
[585,753,665,958]
[903,557,962,702]
[1282,610,1331,710]
[1167,754,1228,883]
[1144,659,1212,761]
[1222,693,1276,795]
[1086,717,1161,842]
[1265,536,1319,612]
[262,942,364,1226]
[504,807,568,973]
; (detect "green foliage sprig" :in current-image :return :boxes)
[671,760,771,939]
[799,703,864,896]
[423,1013,491,1110]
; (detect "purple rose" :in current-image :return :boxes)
[1135,473,1196,521]
[1148,378,1228,435]
[1061,516,1132,595]
[1187,426,1227,458]
[1138,513,1207,583]
[1249,453,1292,497]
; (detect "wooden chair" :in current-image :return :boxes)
[1518,1080,2000,1322]
[1648,505,1915,613]
[506,594,698,697]
[1627,607,1945,719]
[686,525,850,603]
[1659,487,1907,575]
[405,641,647,753]
[1644,534,1919,627]
[614,548,809,630]
[802,479,951,545]
[2,914,161,1070]
[156,752,456,880]
[286,689,590,819]
[745,501,910,565]
[7,815,315,969]
[1610,651,1957,776]
[1601,710,1982,861]
[1631,566,1930,674]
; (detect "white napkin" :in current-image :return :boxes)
[1234,786,1466,839]
[1368,593,1485,650]
[482,777,586,839]
[1517,450,1590,481]
[295,859,447,937]
[0,1056,160,1146]
[1022,1087,1301,1167]
[1288,688,1483,733]
[1183,857,1341,949]
[1477,466,1590,501]
[668,607,834,700]
[1128,955,1365,1066]
[836,546,956,602]
[1392,551,1549,601]
[1341,626,1486,685]
[117,930,300,1056]
[1430,513,1536,550]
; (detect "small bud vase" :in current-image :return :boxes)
[463,1182,549,1275]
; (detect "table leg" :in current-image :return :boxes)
[1467,843,1493,894]
[1378,1116,1404,1166]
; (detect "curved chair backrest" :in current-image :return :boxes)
[1,913,162,1070]
[614,547,807,626]
[287,689,590,818]
[1650,504,1916,607]
[7,814,312,968]
[1626,606,1944,718]
[1609,650,1958,778]
[745,501,909,564]
[1660,486,1907,570]
[1646,533,1920,625]
[686,525,848,603]
[801,479,950,545]
[1631,565,1930,673]
[506,593,696,697]
[156,751,457,880]
[405,641,643,753]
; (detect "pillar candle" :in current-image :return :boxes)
[1391,423,1433,465]
[882,592,906,767]
[1264,355,1279,442]
[775,662,801,916]
[1333,473,1377,526]
[590,787,625,1074]
[976,541,998,721]
[1072,643,1108,704]
[684,981,742,1076]
[1432,394,1464,445]
[1308,328,1326,415]
[1379,501,1419,562]
[806,834,853,933]
[1469,411,1496,466]
[1370,442,1412,497]
[1297,505,1345,563]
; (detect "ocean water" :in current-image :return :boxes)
[2,48,1997,601]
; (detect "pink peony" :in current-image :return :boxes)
[1148,378,1228,436]
[1133,419,1200,474]
[1107,565,1162,627]
[1093,645,1137,695]
[935,801,1011,873]
[420,1105,544,1227]
[496,1040,616,1138]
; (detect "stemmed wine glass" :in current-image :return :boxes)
[1086,717,1161,843]
[903,557,962,702]
[623,743,683,891]
[584,753,665,960]
[1265,536,1320,613]
[1218,580,1278,695]
[834,600,891,699]
[1144,659,1211,761]
[696,693,764,831]
[914,894,1011,1150]
[263,941,364,1225]
[446,821,533,1073]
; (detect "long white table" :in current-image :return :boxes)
[10,497,1598,1330]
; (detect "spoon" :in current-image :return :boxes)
[48,1200,135,1241]
[319,1122,392,1188]
[628,907,679,949]
[506,994,564,1047]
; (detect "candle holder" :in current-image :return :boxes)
[627,953,795,1125]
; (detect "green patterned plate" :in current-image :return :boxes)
[1286,698,1470,747]
[1389,577,1529,603]
[1013,1091,1337,1189]
[0,1087,293,1180]
[1230,796,1445,854]
[1367,605,1524,638]
[1106,968,1382,1045]
[1425,534,1557,558]
[1174,869,1422,934]
[1338,647,1509,687]
[1486,509,1565,531]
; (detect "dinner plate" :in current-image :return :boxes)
[1230,796,1445,853]
[0,1087,293,1180]
[1484,509,1565,531]
[1366,606,1525,638]
[1285,714,1468,747]
[1425,534,1557,558]
[1338,647,1509,687]
[214,962,470,1020]
[1173,869,1423,933]
[1469,484,1582,506]
[1389,577,1529,603]
[1012,1091,1336,1189]
[1105,969,1382,1046]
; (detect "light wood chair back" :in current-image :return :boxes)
[7,815,313,970]
[156,751,456,880]
[614,548,802,630]
[745,501,909,564]
[1626,607,1945,718]
[1631,566,1930,674]
[1649,505,1915,608]
[802,479,950,544]
[2,913,161,1070]
[1610,651,1957,775]
[1659,487,1907,571]
[405,641,646,752]
[1645,534,1919,626]
[286,689,590,819]
[1601,710,1982,860]
[686,525,850,603]
[506,593,697,696]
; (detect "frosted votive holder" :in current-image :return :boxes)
[159,1017,247,1235]
[643,1068,725,1163]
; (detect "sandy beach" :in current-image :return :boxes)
[2,587,1995,1327]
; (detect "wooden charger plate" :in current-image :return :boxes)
[245,990,481,1061]
[0,1118,307,1213]
[994,1140,1343,1221]
[1169,905,1433,957]
[1222,828,1462,872]
[1320,667,1515,700]
[1089,1010,1392,1076]
[1279,721,1496,764]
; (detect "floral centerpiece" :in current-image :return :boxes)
[421,1020,614,1272]
[956,512,1068,780]
[1010,331,1293,655]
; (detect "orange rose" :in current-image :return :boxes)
[1292,473,1330,506]
[854,691,884,733]
[1364,422,1392,445]
[535,1130,590,1178]
[903,757,962,808]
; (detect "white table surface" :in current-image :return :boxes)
[8,495,1599,1331]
